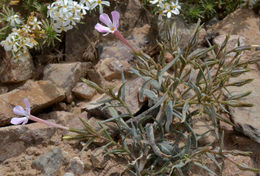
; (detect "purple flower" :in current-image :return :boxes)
[95,11,120,36]
[10,98,69,130]
[11,98,31,125]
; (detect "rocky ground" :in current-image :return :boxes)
[0,1,260,175]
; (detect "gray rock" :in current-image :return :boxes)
[228,69,260,143]
[43,62,91,96]
[72,82,96,100]
[32,148,63,176]
[0,123,56,163]
[0,53,34,83]
[70,157,84,175]
[0,80,65,126]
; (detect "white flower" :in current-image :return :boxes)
[91,0,110,14]
[150,0,165,5]
[163,1,181,18]
[80,0,94,10]
[7,14,22,27]
[29,17,42,30]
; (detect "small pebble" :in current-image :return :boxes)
[64,172,74,176]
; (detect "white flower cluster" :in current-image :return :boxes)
[0,16,42,59]
[47,0,87,33]
[0,28,38,58]
[47,0,110,33]
[150,0,181,18]
[7,14,22,27]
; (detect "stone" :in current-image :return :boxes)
[32,148,63,176]
[0,53,35,83]
[72,82,96,100]
[64,172,74,176]
[0,98,14,126]
[43,62,91,96]
[228,69,260,143]
[100,25,151,61]
[70,157,84,175]
[0,123,56,163]
[0,80,65,126]
[210,8,260,45]
[84,77,144,119]
[90,148,106,169]
[213,34,246,51]
[96,57,131,81]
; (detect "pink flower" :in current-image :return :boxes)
[95,11,120,36]
[10,98,69,130]
[11,98,30,125]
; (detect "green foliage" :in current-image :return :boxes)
[181,0,243,23]
[65,20,260,175]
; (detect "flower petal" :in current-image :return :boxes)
[24,98,31,115]
[99,13,112,27]
[111,11,120,29]
[95,23,111,33]
[13,105,26,116]
[10,117,28,125]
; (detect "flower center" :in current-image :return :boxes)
[172,5,177,9]
[110,26,115,31]
[97,0,101,4]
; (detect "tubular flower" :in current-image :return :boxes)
[10,98,69,130]
[95,11,138,53]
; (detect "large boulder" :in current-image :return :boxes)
[209,8,260,45]
[43,62,90,96]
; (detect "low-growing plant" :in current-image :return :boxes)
[64,17,260,175]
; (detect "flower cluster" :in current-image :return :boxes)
[0,13,44,59]
[150,0,181,18]
[47,0,87,33]
[47,0,110,33]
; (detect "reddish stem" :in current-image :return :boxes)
[114,30,139,54]
[29,115,69,130]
